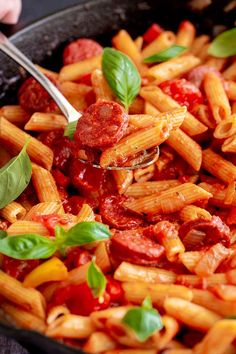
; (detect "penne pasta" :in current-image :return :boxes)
[59,55,102,82]
[179,205,212,222]
[112,170,133,194]
[0,270,45,319]
[213,115,236,139]
[124,183,212,214]
[204,72,231,123]
[194,319,236,354]
[83,331,116,353]
[46,314,95,338]
[192,288,236,317]
[164,297,221,332]
[202,149,236,183]
[0,117,53,170]
[166,128,202,171]
[77,203,95,222]
[176,21,196,47]
[0,105,29,125]
[114,261,176,284]
[140,86,207,136]
[91,69,113,101]
[24,201,64,220]
[0,202,26,223]
[32,164,61,203]
[141,31,176,59]
[133,164,155,183]
[147,55,201,83]
[122,282,193,308]
[1,302,46,333]
[100,120,171,168]
[222,134,236,153]
[7,220,49,236]
[190,34,210,56]
[112,30,146,74]
[222,61,236,80]
[24,112,67,131]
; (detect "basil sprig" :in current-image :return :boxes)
[64,120,78,139]
[0,144,32,209]
[0,221,110,260]
[123,296,163,342]
[144,45,186,63]
[102,48,141,110]
[87,257,107,301]
[208,28,236,58]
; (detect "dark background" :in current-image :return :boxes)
[1,0,83,35]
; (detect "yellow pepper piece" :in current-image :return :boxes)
[23,257,68,288]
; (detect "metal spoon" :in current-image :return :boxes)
[0,32,159,170]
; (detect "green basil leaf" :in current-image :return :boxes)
[64,221,111,247]
[142,295,152,310]
[208,28,236,58]
[123,297,163,342]
[0,144,32,209]
[0,234,57,260]
[87,257,107,300]
[144,45,186,63]
[102,48,141,110]
[0,230,7,240]
[64,120,78,140]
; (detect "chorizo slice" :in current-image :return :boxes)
[178,216,230,250]
[100,194,144,230]
[18,76,59,113]
[63,38,103,65]
[74,100,129,149]
[110,228,165,266]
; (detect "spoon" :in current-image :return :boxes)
[0,32,159,170]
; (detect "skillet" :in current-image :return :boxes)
[0,0,236,352]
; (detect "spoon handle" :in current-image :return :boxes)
[0,32,81,123]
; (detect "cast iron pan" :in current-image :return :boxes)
[0,0,236,353]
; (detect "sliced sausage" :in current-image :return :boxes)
[185,65,220,88]
[178,216,231,250]
[63,38,103,65]
[110,228,165,266]
[74,100,129,149]
[18,76,59,113]
[100,194,144,230]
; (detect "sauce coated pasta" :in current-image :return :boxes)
[1,20,236,354]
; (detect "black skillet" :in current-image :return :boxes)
[0,0,236,353]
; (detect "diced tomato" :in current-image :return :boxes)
[77,73,92,86]
[52,169,70,188]
[143,23,163,44]
[2,256,39,281]
[159,79,204,113]
[52,282,110,316]
[69,158,108,196]
[106,276,124,303]
[64,247,91,270]
[67,195,98,214]
[38,129,64,148]
[227,207,236,225]
[34,214,70,235]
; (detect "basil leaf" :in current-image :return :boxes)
[64,221,111,247]
[0,230,7,240]
[208,28,236,58]
[102,48,141,110]
[144,45,186,63]
[87,257,107,300]
[0,234,57,260]
[142,295,152,310]
[64,120,78,140]
[123,297,163,342]
[0,144,32,209]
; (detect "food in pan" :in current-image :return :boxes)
[1,20,236,354]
